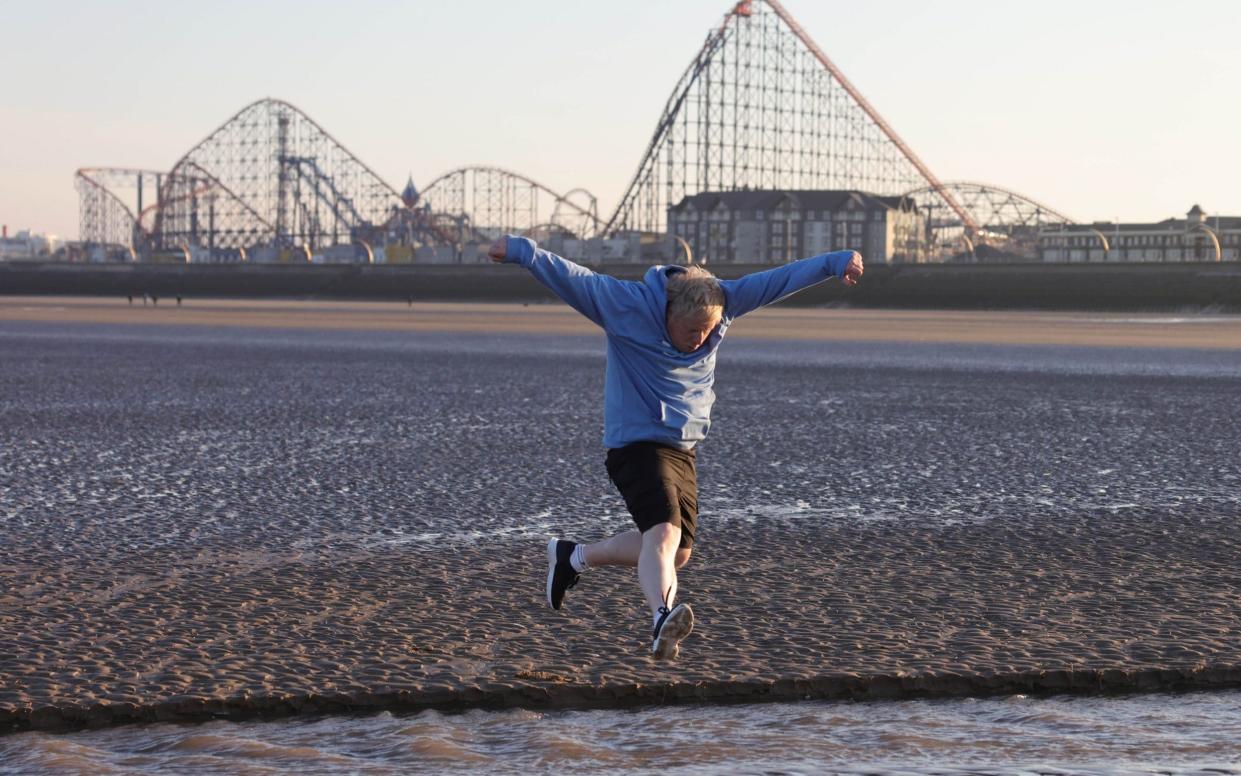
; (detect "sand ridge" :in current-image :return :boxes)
[5,516,1241,732]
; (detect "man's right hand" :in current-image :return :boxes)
[487,236,508,263]
[841,251,864,287]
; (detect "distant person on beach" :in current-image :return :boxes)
[489,236,863,660]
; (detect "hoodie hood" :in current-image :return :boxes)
[640,264,685,323]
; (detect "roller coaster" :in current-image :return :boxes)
[78,0,1073,263]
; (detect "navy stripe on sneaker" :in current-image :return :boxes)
[545,538,581,610]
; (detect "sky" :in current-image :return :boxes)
[2,0,1239,239]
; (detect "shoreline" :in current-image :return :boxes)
[7,665,1241,734]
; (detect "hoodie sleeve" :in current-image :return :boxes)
[718,250,856,319]
[503,235,642,328]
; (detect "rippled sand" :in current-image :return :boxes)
[2,302,1240,735]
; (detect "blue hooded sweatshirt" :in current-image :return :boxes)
[503,236,856,450]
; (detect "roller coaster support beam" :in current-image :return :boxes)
[763,0,979,235]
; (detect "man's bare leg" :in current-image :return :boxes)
[581,524,684,622]
[581,530,642,566]
[548,529,690,611]
[582,529,691,575]
[637,523,694,659]
[637,523,681,617]
[559,524,693,658]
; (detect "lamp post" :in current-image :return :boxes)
[1087,228,1110,262]
[673,235,694,265]
[1190,223,1222,262]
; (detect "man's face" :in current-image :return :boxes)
[666,309,722,353]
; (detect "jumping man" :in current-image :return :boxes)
[489,236,863,659]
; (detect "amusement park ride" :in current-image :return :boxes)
[76,0,1073,264]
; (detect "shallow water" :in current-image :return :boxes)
[4,692,1241,774]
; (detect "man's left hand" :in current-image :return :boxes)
[842,252,864,287]
[487,236,507,263]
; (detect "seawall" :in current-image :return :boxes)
[3,261,1241,311]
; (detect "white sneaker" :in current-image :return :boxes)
[651,603,694,661]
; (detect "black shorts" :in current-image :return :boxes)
[605,441,698,549]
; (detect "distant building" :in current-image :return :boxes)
[667,190,926,264]
[0,228,60,260]
[1038,205,1241,262]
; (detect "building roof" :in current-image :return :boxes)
[670,189,915,214]
[1045,212,1241,234]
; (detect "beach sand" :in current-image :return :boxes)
[2,299,1240,732]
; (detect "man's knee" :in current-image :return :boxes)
[642,521,680,550]
[674,547,692,569]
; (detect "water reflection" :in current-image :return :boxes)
[4,692,1240,775]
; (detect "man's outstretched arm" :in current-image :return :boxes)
[718,250,863,319]
[488,235,641,328]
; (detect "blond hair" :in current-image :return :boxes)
[666,265,724,321]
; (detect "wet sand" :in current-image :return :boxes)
[4,295,1241,349]
[2,302,1240,733]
